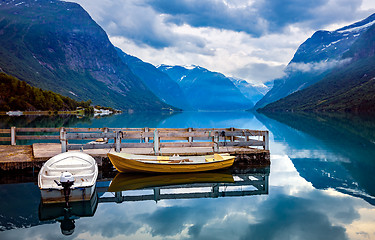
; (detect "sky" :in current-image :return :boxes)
[68,0,375,85]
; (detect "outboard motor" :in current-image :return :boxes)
[60,172,74,207]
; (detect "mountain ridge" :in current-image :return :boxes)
[255,13,375,110]
[0,0,173,111]
[158,65,254,111]
[259,20,375,113]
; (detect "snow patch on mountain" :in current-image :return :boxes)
[338,19,375,33]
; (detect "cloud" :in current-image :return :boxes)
[233,62,286,83]
[147,0,266,37]
[147,0,372,35]
[71,0,206,49]
[240,195,350,240]
[286,58,352,73]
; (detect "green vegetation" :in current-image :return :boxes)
[0,73,92,112]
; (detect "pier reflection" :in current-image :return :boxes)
[98,169,269,203]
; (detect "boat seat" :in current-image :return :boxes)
[45,164,93,171]
[40,172,95,179]
[42,169,94,176]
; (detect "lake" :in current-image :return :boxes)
[0,111,374,240]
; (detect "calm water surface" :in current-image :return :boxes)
[0,111,374,240]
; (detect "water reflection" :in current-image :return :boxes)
[1,111,375,239]
[257,111,375,205]
[0,114,93,129]
[38,192,98,236]
[101,170,269,203]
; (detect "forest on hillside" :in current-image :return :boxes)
[0,73,93,112]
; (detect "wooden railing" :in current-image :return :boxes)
[0,127,269,154]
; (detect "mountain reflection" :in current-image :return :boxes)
[257,111,375,205]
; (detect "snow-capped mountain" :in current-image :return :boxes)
[255,13,375,109]
[229,77,270,105]
[116,49,192,110]
[158,65,253,111]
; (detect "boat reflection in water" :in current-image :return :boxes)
[101,169,269,203]
[38,190,98,236]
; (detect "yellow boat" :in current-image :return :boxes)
[108,172,235,192]
[107,152,235,173]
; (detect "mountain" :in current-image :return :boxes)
[116,49,190,110]
[158,65,253,110]
[0,0,173,111]
[255,13,375,110]
[260,18,375,113]
[229,77,270,105]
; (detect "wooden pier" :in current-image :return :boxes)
[0,127,270,171]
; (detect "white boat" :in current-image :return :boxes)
[38,152,98,204]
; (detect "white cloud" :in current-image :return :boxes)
[286,58,352,73]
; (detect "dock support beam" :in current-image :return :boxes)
[10,127,16,146]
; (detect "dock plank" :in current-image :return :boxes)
[1,143,269,170]
[0,145,34,171]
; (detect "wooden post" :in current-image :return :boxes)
[115,191,122,204]
[144,127,149,143]
[213,131,219,152]
[60,128,67,153]
[154,187,160,202]
[188,128,192,143]
[115,131,121,152]
[154,129,159,155]
[230,127,234,142]
[263,131,269,150]
[10,127,16,145]
[103,127,108,143]
[212,184,219,198]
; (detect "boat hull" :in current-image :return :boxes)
[107,153,235,173]
[38,152,98,204]
[40,184,96,204]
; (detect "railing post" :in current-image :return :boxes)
[154,187,160,202]
[263,131,269,150]
[10,127,16,145]
[154,129,159,155]
[230,127,234,142]
[60,128,67,153]
[212,184,219,198]
[188,128,192,143]
[144,127,149,143]
[103,127,108,143]
[213,131,219,152]
[115,191,123,204]
[115,131,121,152]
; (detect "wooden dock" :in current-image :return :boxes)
[0,127,270,171]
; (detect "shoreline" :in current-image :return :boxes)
[0,110,85,116]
